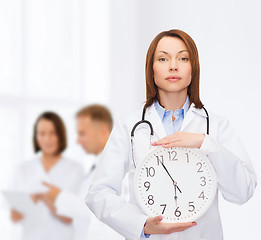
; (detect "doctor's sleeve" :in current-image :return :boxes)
[200,118,257,204]
[85,120,148,240]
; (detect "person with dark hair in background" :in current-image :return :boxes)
[37,105,123,240]
[10,111,84,240]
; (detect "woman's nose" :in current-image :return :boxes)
[169,60,178,72]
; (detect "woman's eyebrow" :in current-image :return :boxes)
[178,50,189,54]
[156,51,169,55]
[156,50,188,55]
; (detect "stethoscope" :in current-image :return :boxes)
[130,104,209,168]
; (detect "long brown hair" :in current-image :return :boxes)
[33,112,67,154]
[145,29,203,109]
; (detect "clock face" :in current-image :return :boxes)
[134,146,217,223]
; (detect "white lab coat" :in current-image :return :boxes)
[13,155,84,240]
[55,157,124,240]
[86,103,257,240]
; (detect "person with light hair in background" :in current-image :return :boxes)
[10,111,84,240]
[38,104,124,240]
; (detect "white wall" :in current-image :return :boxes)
[0,0,260,239]
[0,0,110,239]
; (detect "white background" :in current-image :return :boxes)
[0,0,260,239]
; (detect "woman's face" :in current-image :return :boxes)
[36,118,59,156]
[153,36,192,96]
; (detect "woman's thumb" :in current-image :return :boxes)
[154,215,163,223]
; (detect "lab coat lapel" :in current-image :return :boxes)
[180,104,195,131]
[145,104,167,140]
[180,104,207,131]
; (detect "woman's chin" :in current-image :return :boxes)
[42,149,59,156]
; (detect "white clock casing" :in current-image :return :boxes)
[134,146,217,223]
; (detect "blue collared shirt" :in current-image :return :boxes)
[154,96,190,136]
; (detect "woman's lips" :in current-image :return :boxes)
[166,76,181,82]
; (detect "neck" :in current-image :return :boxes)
[95,134,109,155]
[41,153,61,171]
[42,153,61,161]
[158,89,187,112]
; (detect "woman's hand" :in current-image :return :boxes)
[33,182,61,215]
[57,216,72,224]
[144,215,196,235]
[10,209,24,223]
[31,194,41,203]
[42,182,61,204]
[152,132,205,148]
[34,182,72,224]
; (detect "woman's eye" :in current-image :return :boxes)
[159,57,167,62]
[180,57,189,61]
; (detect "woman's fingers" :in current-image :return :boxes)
[144,216,197,235]
[162,143,179,148]
[30,194,42,203]
[152,135,177,146]
[11,209,24,222]
[171,222,197,231]
[152,132,204,148]
[163,221,197,233]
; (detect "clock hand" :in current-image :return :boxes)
[160,161,182,193]
[174,183,178,207]
[176,183,182,194]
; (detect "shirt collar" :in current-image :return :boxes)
[154,95,190,120]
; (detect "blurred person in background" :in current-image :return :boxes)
[37,105,123,240]
[10,111,84,240]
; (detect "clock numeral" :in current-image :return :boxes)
[148,195,154,205]
[198,191,205,200]
[200,176,206,186]
[196,162,203,173]
[185,153,189,163]
[168,150,178,161]
[188,202,195,212]
[174,207,181,217]
[145,167,155,177]
[156,155,164,165]
[160,204,167,214]
[144,181,151,191]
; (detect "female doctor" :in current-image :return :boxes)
[86,29,257,240]
[11,112,84,240]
